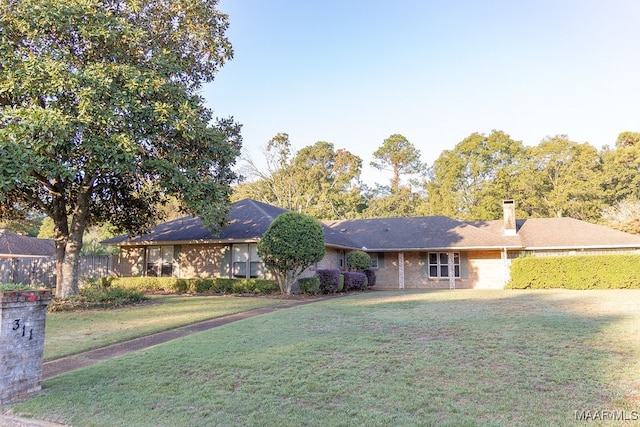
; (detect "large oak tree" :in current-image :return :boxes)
[0,0,241,297]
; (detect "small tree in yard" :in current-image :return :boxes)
[257,212,325,295]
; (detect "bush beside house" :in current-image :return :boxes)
[105,277,278,294]
[346,250,371,271]
[297,277,320,295]
[507,254,640,289]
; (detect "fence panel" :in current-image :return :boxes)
[0,257,56,289]
[0,255,114,289]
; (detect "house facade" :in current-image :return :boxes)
[104,199,640,290]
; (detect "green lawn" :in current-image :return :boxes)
[6,290,640,426]
[43,295,289,361]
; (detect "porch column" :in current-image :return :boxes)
[398,252,405,289]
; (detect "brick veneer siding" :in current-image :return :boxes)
[372,250,507,290]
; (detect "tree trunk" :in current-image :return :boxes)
[54,238,66,298]
[53,183,91,298]
[58,235,83,298]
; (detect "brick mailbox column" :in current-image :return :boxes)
[0,290,52,404]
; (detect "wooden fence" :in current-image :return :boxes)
[0,255,114,289]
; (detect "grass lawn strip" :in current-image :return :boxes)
[43,295,289,361]
[6,290,640,426]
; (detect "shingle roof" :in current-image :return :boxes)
[469,218,640,249]
[0,230,55,257]
[104,199,640,251]
[325,216,519,251]
[103,199,360,248]
[103,199,290,245]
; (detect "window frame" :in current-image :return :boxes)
[146,245,174,277]
[232,243,264,279]
[427,252,460,279]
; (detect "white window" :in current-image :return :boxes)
[146,246,174,277]
[428,252,460,278]
[233,244,264,278]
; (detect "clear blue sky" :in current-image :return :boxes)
[204,0,640,186]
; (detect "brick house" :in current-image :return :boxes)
[104,199,640,289]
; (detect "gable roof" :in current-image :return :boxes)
[325,216,520,251]
[469,218,640,250]
[0,230,55,257]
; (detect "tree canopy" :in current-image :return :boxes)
[524,135,604,219]
[427,130,527,220]
[0,0,240,297]
[235,136,364,219]
[371,133,425,194]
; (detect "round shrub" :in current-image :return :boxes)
[346,250,371,271]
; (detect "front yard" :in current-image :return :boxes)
[5,290,640,426]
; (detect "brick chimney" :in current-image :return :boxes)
[503,200,517,236]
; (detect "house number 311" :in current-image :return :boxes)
[12,319,33,340]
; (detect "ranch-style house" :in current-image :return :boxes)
[104,199,640,289]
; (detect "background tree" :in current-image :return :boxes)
[361,187,423,218]
[524,135,604,220]
[235,138,364,219]
[427,130,527,220]
[600,198,640,235]
[601,131,640,205]
[0,212,44,237]
[371,134,425,194]
[257,212,325,295]
[0,0,240,297]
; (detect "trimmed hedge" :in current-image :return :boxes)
[298,277,320,295]
[507,254,640,289]
[364,268,376,288]
[343,271,367,291]
[316,269,342,294]
[105,277,278,294]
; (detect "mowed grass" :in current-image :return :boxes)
[7,290,640,426]
[43,295,289,361]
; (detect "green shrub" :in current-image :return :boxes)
[346,250,371,271]
[507,254,640,289]
[106,277,278,294]
[298,277,320,295]
[49,281,147,312]
[0,283,33,292]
